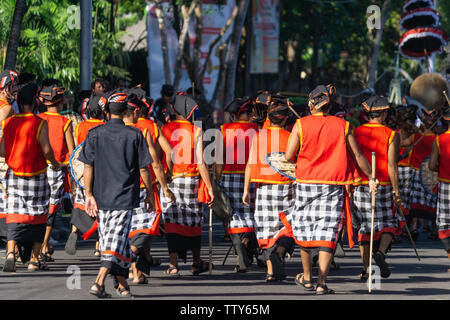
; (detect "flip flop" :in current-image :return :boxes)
[2,252,16,273]
[164,266,181,277]
[65,232,78,255]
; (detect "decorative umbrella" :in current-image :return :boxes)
[402,0,434,13]
[401,8,439,30]
[399,27,448,60]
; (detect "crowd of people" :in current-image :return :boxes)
[0,68,448,298]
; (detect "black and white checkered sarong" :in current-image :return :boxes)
[287,183,344,248]
[160,176,202,227]
[74,184,85,206]
[130,188,159,236]
[410,170,437,213]
[6,170,50,218]
[254,183,294,245]
[353,185,401,241]
[437,182,450,238]
[219,174,255,231]
[398,166,413,211]
[47,165,65,213]
[98,209,133,270]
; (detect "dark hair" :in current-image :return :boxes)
[17,83,39,111]
[161,84,174,97]
[91,78,105,91]
[366,110,383,119]
[42,78,62,88]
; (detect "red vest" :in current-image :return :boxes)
[137,118,159,144]
[250,127,293,184]
[38,112,72,164]
[354,123,396,185]
[437,130,450,182]
[409,133,436,171]
[75,119,104,144]
[2,114,47,176]
[221,120,258,174]
[162,120,199,176]
[295,113,354,185]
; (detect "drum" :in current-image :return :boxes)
[419,156,438,199]
[264,152,296,180]
[69,142,85,189]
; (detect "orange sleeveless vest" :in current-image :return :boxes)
[75,119,104,145]
[295,113,354,185]
[353,123,396,185]
[38,112,71,164]
[437,130,450,183]
[250,127,292,184]
[409,133,436,171]
[163,120,200,176]
[2,114,47,176]
[221,120,258,174]
[137,118,159,145]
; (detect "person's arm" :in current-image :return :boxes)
[0,104,13,122]
[0,135,5,158]
[214,128,225,180]
[140,166,155,212]
[196,128,214,207]
[157,132,173,172]
[388,133,401,206]
[84,163,98,218]
[242,139,255,207]
[428,139,440,172]
[38,122,60,169]
[346,132,378,193]
[285,122,300,162]
[64,122,75,161]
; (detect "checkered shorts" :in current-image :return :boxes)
[398,166,413,210]
[410,170,437,213]
[288,183,344,247]
[97,209,133,270]
[437,182,450,235]
[353,185,401,240]
[6,171,50,217]
[160,176,203,227]
[219,174,255,231]
[130,189,159,236]
[47,166,65,213]
[254,183,294,242]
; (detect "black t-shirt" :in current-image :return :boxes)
[79,118,152,210]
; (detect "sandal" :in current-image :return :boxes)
[269,252,286,281]
[266,273,278,283]
[192,260,212,276]
[315,283,335,295]
[359,269,369,282]
[28,261,50,271]
[65,232,78,255]
[39,252,54,263]
[116,286,132,298]
[94,249,101,257]
[234,265,248,273]
[89,283,111,299]
[164,265,180,277]
[295,273,314,291]
[133,274,148,285]
[3,252,16,272]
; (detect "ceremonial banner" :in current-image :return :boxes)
[250,0,280,74]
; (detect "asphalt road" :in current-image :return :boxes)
[0,218,449,301]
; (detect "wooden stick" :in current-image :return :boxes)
[209,207,213,275]
[368,152,376,293]
[443,90,450,106]
[396,205,421,261]
[286,103,301,119]
[222,243,233,265]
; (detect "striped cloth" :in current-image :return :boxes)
[410,170,437,215]
[160,175,203,231]
[353,185,402,242]
[284,183,345,250]
[398,166,413,213]
[437,182,450,240]
[98,209,133,270]
[129,188,160,238]
[219,173,255,233]
[254,183,294,249]
[47,165,66,214]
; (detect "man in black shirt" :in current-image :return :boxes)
[79,91,153,298]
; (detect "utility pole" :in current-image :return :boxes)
[80,0,93,91]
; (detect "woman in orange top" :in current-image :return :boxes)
[429,108,450,267]
[0,83,61,272]
[66,95,106,257]
[216,97,258,272]
[243,98,295,282]
[160,93,214,276]
[38,84,75,262]
[353,96,403,280]
[284,85,376,294]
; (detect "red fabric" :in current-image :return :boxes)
[81,219,98,240]
[249,127,293,184]
[228,227,255,234]
[2,114,47,176]
[164,223,202,237]
[353,124,395,184]
[38,112,71,164]
[257,225,292,250]
[162,120,199,175]
[76,119,104,144]
[409,133,436,170]
[221,121,258,173]
[198,179,211,203]
[6,213,48,225]
[437,131,450,182]
[295,114,354,184]
[438,229,450,240]
[137,118,158,144]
